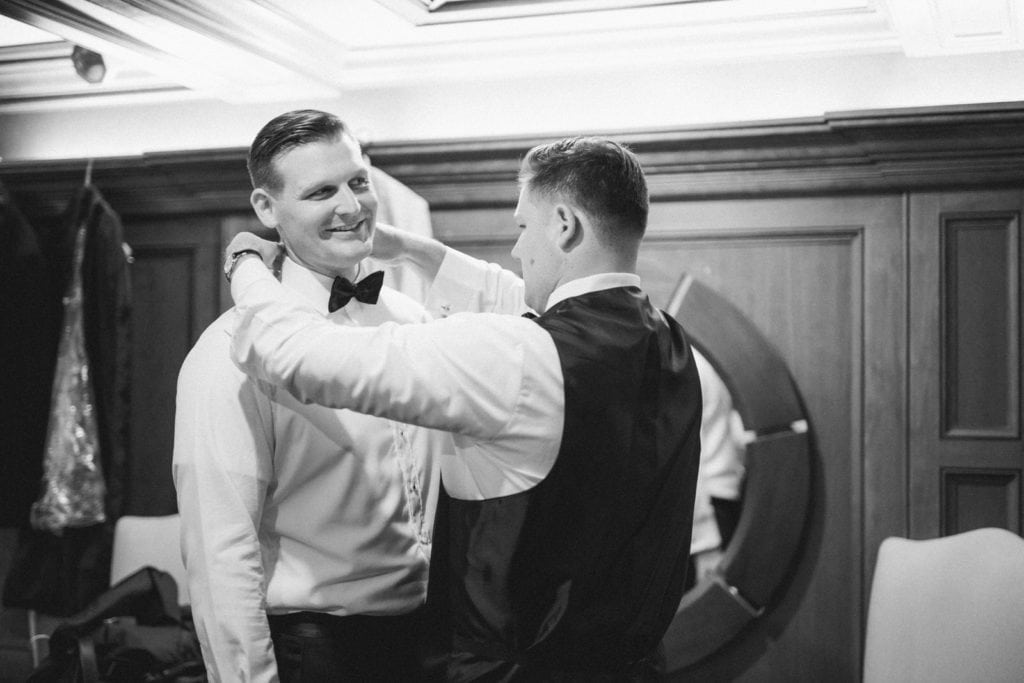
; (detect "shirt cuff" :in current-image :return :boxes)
[230,256,274,304]
[425,248,481,317]
[425,247,528,317]
[434,247,486,290]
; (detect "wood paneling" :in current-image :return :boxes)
[940,213,1020,438]
[910,190,1024,540]
[941,468,1022,535]
[4,102,1024,219]
[122,217,222,515]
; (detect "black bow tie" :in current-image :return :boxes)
[328,270,384,312]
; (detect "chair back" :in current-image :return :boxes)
[110,514,189,606]
[863,527,1024,682]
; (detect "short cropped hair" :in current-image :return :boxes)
[519,136,649,240]
[247,109,350,192]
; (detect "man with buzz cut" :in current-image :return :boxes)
[173,109,448,682]
[225,136,703,680]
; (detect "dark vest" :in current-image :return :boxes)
[443,286,702,679]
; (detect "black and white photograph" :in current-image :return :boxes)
[1,1,1023,681]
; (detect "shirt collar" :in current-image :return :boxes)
[545,272,642,311]
[281,257,370,316]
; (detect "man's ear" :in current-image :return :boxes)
[553,204,584,252]
[250,188,278,230]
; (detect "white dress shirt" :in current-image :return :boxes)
[229,250,643,501]
[172,257,445,682]
[689,348,746,554]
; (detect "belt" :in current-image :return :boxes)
[268,608,423,640]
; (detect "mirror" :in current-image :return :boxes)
[660,274,813,671]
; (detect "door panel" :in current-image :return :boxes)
[909,190,1024,538]
[122,216,222,515]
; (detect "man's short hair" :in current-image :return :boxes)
[247,109,350,192]
[519,136,649,240]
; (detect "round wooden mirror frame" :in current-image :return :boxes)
[660,275,813,671]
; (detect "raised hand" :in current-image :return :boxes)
[225,231,281,269]
[370,223,446,279]
[369,223,408,263]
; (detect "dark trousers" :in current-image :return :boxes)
[269,608,431,682]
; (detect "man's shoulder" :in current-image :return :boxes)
[179,309,239,377]
[191,309,235,347]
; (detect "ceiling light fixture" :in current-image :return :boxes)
[71,45,106,84]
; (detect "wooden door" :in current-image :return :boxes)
[908,189,1024,538]
[639,194,906,682]
[121,215,222,515]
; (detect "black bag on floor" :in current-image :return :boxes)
[27,566,205,683]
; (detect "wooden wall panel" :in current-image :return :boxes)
[941,468,1022,534]
[940,214,1020,438]
[128,246,194,515]
[910,190,1024,539]
[122,217,222,515]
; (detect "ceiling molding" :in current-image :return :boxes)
[0,0,344,104]
[0,1,1022,113]
[372,0,712,25]
[0,0,908,111]
[883,0,1024,56]
[3,102,1023,219]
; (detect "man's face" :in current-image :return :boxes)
[511,184,564,314]
[253,133,376,278]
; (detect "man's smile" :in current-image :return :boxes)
[325,218,368,235]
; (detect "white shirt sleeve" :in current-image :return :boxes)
[229,259,558,443]
[690,349,746,554]
[425,247,530,316]
[172,319,279,683]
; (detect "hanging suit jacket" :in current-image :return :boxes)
[0,183,61,527]
[2,184,132,616]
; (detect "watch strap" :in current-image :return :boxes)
[224,249,260,283]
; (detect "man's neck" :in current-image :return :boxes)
[329,264,361,281]
[544,271,643,312]
[559,253,637,286]
[288,254,360,282]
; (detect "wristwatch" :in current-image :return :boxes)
[223,249,260,283]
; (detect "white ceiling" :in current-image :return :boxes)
[1,0,1021,113]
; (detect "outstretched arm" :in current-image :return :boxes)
[224,224,531,316]
[228,257,559,441]
[372,223,530,316]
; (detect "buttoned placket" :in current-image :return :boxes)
[329,300,430,549]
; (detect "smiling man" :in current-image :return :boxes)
[172,110,446,682]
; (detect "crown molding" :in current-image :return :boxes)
[2,103,1023,220]
[372,0,710,25]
